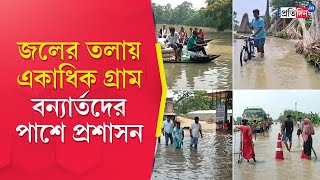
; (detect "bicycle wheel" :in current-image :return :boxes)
[247,46,252,60]
[240,49,245,66]
[249,43,255,58]
[240,48,249,66]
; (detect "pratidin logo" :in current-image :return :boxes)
[278,3,316,19]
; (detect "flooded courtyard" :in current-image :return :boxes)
[233,123,320,180]
[234,37,320,89]
[153,130,232,180]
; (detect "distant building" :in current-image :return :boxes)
[165,97,174,113]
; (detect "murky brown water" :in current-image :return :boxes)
[156,24,232,90]
[234,123,320,180]
[234,37,320,89]
[153,130,232,180]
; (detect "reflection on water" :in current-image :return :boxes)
[234,37,320,89]
[157,24,232,89]
[153,131,232,180]
[234,124,320,180]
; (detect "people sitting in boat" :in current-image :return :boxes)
[189,27,193,36]
[187,30,207,55]
[198,27,205,40]
[178,27,188,44]
[158,28,162,38]
[161,24,169,38]
[166,27,183,61]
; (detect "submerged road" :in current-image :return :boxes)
[234,37,320,89]
[233,123,320,180]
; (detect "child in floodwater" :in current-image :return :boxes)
[252,120,257,140]
[173,122,184,149]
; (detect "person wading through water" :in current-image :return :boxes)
[248,9,266,58]
[283,115,294,152]
[236,119,257,162]
[302,118,315,160]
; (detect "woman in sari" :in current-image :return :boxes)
[302,118,315,160]
[237,119,256,162]
[173,122,184,149]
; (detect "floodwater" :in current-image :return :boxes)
[156,24,232,90]
[153,130,232,180]
[234,123,320,180]
[234,37,320,89]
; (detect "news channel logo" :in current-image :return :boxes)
[278,3,316,19]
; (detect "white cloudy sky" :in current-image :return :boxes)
[234,0,268,21]
[152,0,207,10]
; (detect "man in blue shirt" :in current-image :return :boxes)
[251,9,266,58]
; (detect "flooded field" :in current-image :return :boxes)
[234,37,320,89]
[157,24,232,90]
[234,123,320,180]
[153,130,232,180]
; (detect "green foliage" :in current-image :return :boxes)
[206,0,232,31]
[274,31,288,39]
[278,110,320,125]
[270,0,310,11]
[171,91,214,114]
[305,18,312,29]
[152,0,232,31]
[305,52,320,66]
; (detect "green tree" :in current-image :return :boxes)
[171,1,194,25]
[278,109,320,124]
[206,0,232,31]
[152,1,232,30]
[270,0,310,10]
[172,91,214,114]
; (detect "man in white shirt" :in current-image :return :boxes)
[162,117,174,146]
[190,116,203,149]
[166,27,183,61]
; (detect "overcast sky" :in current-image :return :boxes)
[234,0,267,22]
[234,90,320,119]
[152,0,207,10]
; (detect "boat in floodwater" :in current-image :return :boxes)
[158,38,220,63]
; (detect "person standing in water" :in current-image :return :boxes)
[190,117,203,149]
[296,118,302,145]
[237,119,257,162]
[252,120,257,140]
[249,9,266,58]
[173,122,184,149]
[162,117,174,146]
[302,118,315,160]
[284,115,294,152]
[259,120,264,137]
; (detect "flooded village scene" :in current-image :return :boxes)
[152,0,232,89]
[153,90,232,179]
[234,0,320,89]
[233,90,320,180]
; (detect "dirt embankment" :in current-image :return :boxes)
[176,116,215,131]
